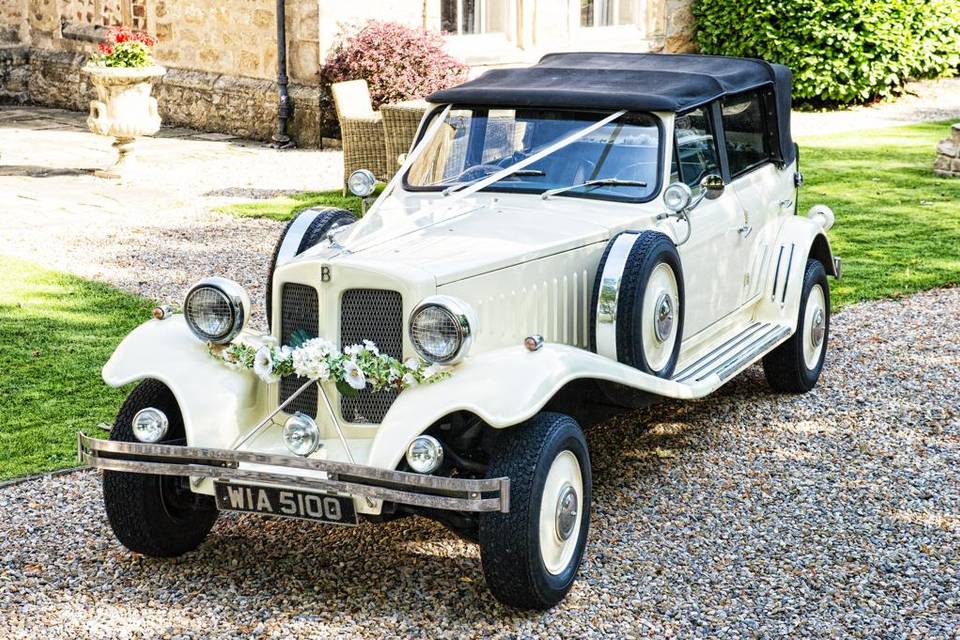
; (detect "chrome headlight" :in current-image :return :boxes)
[409,295,475,364]
[183,277,249,344]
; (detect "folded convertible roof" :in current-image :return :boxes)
[428,52,795,164]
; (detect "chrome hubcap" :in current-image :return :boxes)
[654,293,674,343]
[810,308,825,348]
[555,483,579,542]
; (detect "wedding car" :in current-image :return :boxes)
[79,53,840,609]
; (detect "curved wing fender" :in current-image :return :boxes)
[754,216,837,330]
[365,343,700,470]
[101,316,263,448]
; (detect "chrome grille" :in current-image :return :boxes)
[340,289,403,423]
[279,283,319,418]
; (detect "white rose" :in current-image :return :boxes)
[402,372,418,387]
[363,340,380,355]
[422,364,441,380]
[404,357,421,371]
[343,359,367,390]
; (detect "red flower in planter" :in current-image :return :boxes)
[98,43,113,55]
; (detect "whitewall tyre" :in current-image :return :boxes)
[479,412,591,610]
[763,259,830,393]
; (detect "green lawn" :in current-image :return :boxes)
[798,120,960,308]
[0,256,151,480]
[216,189,366,221]
[1,120,957,481]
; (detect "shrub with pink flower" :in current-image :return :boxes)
[89,27,158,68]
[321,21,468,108]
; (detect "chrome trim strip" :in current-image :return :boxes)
[715,325,791,380]
[275,208,326,267]
[833,256,842,280]
[594,232,640,360]
[672,322,765,382]
[771,245,785,302]
[78,434,509,513]
[780,243,796,305]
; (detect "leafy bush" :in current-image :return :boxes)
[320,20,468,108]
[693,0,960,106]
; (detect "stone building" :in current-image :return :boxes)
[0,1,695,146]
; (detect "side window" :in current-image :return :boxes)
[671,107,720,188]
[721,91,770,177]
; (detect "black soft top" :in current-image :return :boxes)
[429,52,795,164]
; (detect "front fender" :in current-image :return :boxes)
[366,343,699,470]
[102,316,263,448]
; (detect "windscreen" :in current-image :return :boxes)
[405,108,661,202]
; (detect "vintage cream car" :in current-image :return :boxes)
[80,53,840,609]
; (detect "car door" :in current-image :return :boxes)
[671,106,749,338]
[718,90,793,305]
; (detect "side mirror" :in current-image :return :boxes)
[701,174,725,200]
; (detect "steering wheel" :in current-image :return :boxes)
[614,162,653,183]
[449,164,504,183]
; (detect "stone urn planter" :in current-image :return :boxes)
[83,65,166,179]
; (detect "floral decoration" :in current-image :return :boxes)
[209,335,449,396]
[89,27,158,68]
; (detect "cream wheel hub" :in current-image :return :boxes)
[539,450,584,575]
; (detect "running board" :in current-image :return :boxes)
[673,322,793,384]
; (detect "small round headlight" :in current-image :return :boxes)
[132,407,169,443]
[283,412,321,456]
[347,169,377,198]
[405,435,444,474]
[663,182,693,212]
[183,277,249,344]
[409,296,474,364]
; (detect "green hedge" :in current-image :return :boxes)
[693,0,960,106]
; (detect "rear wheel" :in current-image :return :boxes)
[479,412,591,609]
[102,379,218,557]
[763,259,830,393]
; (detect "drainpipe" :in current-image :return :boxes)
[272,0,294,148]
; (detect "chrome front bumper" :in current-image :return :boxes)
[78,433,509,513]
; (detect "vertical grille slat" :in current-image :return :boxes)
[279,283,319,418]
[340,289,403,423]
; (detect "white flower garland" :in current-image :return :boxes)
[209,337,448,396]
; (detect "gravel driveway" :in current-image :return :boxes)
[2,287,957,639]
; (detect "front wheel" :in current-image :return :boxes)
[102,379,218,557]
[479,412,591,609]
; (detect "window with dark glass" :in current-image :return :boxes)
[671,107,719,188]
[721,92,770,176]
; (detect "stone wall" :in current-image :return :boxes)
[1,0,324,145]
[2,47,321,144]
[648,0,697,53]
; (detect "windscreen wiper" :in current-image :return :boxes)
[442,169,546,196]
[541,178,647,200]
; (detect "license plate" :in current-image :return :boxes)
[214,482,358,526]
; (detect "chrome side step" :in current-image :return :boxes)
[673,322,792,384]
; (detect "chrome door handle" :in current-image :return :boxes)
[737,225,753,238]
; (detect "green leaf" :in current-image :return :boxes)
[336,380,360,397]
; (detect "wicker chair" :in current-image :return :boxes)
[331,80,388,191]
[381,100,429,179]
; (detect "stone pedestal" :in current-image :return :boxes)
[934,123,960,178]
[82,65,166,179]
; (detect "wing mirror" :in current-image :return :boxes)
[701,174,725,199]
[662,173,725,213]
